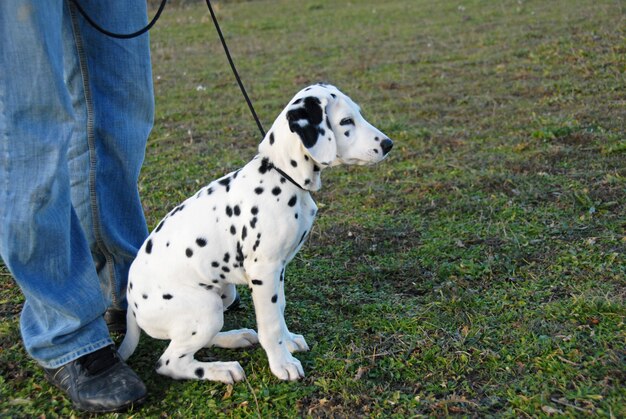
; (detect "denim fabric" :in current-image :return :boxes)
[0,0,154,368]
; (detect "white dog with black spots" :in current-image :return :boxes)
[119,83,393,383]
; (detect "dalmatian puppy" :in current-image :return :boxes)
[119,83,393,383]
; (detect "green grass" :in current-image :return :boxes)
[2,0,625,416]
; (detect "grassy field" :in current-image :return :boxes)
[1,0,625,416]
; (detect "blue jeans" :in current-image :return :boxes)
[0,0,154,368]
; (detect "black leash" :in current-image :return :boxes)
[69,0,166,39]
[203,0,265,138]
[70,0,266,139]
[270,164,306,191]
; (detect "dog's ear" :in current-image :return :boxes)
[286,95,336,165]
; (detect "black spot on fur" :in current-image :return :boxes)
[259,158,271,174]
[186,248,193,257]
[234,205,241,216]
[195,367,204,378]
[286,96,325,148]
[223,253,230,263]
[145,239,153,254]
[163,294,173,300]
[199,283,213,290]
[251,279,263,286]
[251,206,259,215]
[250,217,258,229]
[212,279,219,284]
[179,354,186,358]
[241,226,248,241]
[218,177,231,188]
[142,294,148,299]
[129,282,133,290]
[254,187,264,195]
[230,225,237,235]
[222,266,230,273]
[304,179,311,185]
[170,204,185,217]
[269,132,275,145]
[236,241,244,263]
[299,230,308,245]
[288,195,297,207]
[271,294,278,303]
[155,220,165,232]
[281,268,285,282]
[272,187,282,196]
[290,160,298,168]
[226,206,233,217]
[192,331,197,336]
[207,187,214,195]
[212,261,219,268]
[196,238,207,247]
[313,164,321,172]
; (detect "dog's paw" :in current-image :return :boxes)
[269,354,305,381]
[285,333,309,353]
[235,329,259,346]
[212,329,259,349]
[205,361,246,384]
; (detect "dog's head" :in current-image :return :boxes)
[259,83,393,190]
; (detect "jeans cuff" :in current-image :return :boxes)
[39,337,114,369]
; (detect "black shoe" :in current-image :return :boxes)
[104,308,127,333]
[44,345,146,413]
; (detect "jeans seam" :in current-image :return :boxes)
[68,2,119,308]
[0,79,8,229]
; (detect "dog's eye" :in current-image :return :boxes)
[340,117,355,126]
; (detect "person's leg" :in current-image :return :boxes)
[0,0,113,369]
[0,0,149,412]
[66,0,154,314]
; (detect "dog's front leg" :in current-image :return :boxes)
[248,264,307,381]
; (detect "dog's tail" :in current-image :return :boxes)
[118,308,141,361]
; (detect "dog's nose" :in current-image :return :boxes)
[380,138,393,155]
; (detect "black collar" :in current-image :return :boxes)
[269,163,306,191]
